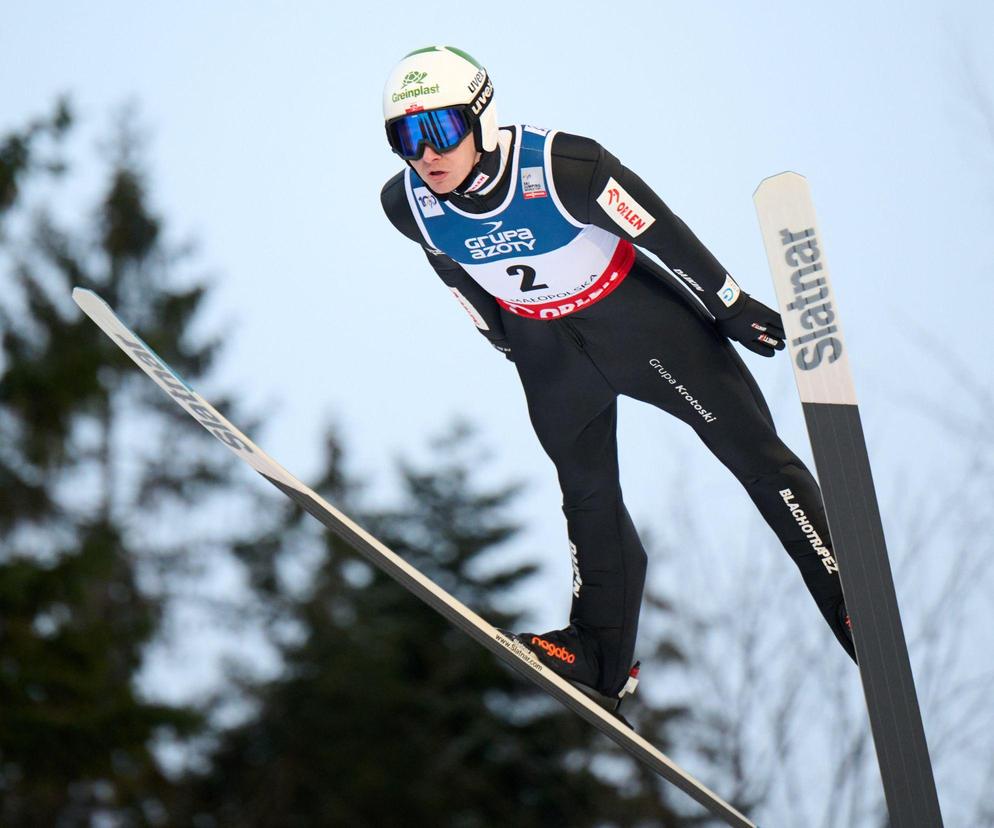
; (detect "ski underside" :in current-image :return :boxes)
[73,287,757,828]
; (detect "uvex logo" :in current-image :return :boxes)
[470,79,493,115]
[530,636,576,664]
[467,69,486,94]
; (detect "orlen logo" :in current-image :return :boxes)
[596,177,655,237]
[530,636,576,664]
[465,220,536,259]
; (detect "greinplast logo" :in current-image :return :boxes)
[401,71,427,88]
[393,70,440,102]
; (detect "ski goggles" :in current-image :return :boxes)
[386,106,473,160]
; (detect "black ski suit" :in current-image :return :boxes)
[381,126,854,696]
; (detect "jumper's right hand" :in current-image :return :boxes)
[715,295,785,358]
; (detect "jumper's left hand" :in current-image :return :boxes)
[716,295,786,357]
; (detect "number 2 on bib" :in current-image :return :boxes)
[506,264,549,293]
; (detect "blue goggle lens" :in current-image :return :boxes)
[389,107,471,160]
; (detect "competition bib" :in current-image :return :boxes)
[405,125,633,320]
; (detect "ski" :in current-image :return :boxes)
[72,287,757,828]
[754,173,943,827]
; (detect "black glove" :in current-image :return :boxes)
[488,338,514,362]
[715,294,785,357]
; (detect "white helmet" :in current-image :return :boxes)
[383,46,498,156]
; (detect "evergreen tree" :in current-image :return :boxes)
[0,103,242,826]
[181,424,692,827]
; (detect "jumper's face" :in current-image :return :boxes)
[410,132,480,194]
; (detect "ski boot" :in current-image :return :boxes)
[571,659,641,730]
[500,625,641,728]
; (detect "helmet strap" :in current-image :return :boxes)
[471,120,486,154]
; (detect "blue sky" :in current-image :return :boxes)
[4,2,993,819]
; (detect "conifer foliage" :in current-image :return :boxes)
[0,103,231,826]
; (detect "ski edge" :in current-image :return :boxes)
[71,287,757,828]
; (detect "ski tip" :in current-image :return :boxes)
[71,287,107,314]
[71,286,96,305]
[753,170,807,198]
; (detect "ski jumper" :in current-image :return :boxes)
[381,126,854,695]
